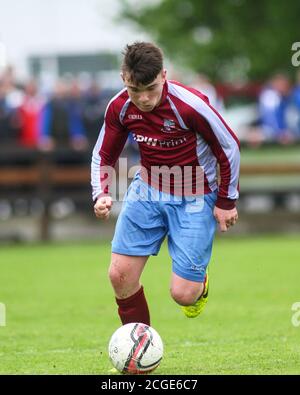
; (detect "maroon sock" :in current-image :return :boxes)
[116,286,150,326]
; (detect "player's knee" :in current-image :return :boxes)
[108,264,127,290]
[108,262,140,299]
[170,285,203,306]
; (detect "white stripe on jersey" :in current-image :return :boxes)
[168,82,240,200]
[119,98,131,124]
[91,123,106,200]
[104,88,127,118]
[167,96,188,130]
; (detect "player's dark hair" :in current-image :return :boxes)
[121,42,164,86]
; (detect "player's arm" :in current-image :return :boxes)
[91,102,129,220]
[191,102,240,232]
[203,115,239,232]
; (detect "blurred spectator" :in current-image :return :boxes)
[286,70,300,139]
[0,79,11,142]
[258,73,293,144]
[18,80,43,148]
[0,66,23,145]
[82,80,104,146]
[39,80,88,151]
[68,80,88,150]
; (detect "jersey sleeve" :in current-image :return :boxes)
[189,100,240,210]
[91,102,129,201]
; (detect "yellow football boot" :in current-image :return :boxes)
[108,367,118,374]
[181,273,209,318]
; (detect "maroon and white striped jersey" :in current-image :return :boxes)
[91,80,240,209]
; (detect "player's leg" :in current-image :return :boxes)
[108,253,150,325]
[109,173,167,325]
[166,191,217,317]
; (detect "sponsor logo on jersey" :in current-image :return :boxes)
[132,133,187,148]
[128,114,143,120]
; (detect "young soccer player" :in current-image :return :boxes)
[91,42,240,325]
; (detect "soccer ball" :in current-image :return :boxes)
[108,322,164,374]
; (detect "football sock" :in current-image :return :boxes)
[116,286,150,326]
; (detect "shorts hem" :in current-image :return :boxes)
[172,266,206,283]
[111,247,159,257]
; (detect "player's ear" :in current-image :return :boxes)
[162,69,167,81]
[120,72,125,82]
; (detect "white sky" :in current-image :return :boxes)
[0,0,151,78]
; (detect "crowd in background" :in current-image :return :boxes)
[0,66,113,152]
[1,66,300,155]
[192,71,300,147]
[250,72,300,146]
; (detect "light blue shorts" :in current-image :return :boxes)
[111,173,217,282]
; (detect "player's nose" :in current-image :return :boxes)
[139,93,149,104]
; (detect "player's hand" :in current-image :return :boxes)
[94,196,113,220]
[214,207,238,232]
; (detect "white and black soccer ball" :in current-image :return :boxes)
[108,322,164,374]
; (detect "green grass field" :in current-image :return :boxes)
[0,236,300,375]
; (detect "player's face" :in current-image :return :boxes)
[122,70,166,112]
